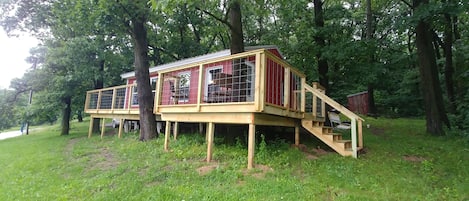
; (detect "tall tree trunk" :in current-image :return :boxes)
[61,96,72,135]
[365,0,377,116]
[313,0,329,92]
[443,10,456,113]
[92,60,105,133]
[229,0,246,103]
[229,0,244,54]
[77,110,83,122]
[413,0,450,135]
[132,15,157,141]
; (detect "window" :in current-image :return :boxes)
[131,81,138,105]
[205,66,223,99]
[245,62,255,101]
[178,71,190,103]
[151,77,158,99]
[131,77,158,106]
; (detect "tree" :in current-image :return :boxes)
[412,0,450,135]
[313,0,329,91]
[130,2,158,141]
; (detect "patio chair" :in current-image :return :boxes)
[328,111,351,130]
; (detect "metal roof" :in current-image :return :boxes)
[120,45,281,79]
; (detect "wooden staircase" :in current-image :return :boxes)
[301,82,364,158]
[301,119,354,156]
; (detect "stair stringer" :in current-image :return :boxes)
[301,120,353,157]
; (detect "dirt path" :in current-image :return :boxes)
[64,137,120,172]
[0,130,22,140]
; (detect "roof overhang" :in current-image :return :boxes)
[120,45,282,79]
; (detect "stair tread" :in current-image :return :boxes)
[335,139,351,143]
[323,133,342,136]
[345,147,363,152]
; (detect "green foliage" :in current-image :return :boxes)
[1,0,469,134]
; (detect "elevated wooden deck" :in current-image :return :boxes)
[84,49,364,169]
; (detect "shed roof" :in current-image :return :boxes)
[120,45,282,79]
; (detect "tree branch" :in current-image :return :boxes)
[400,0,412,8]
[149,45,179,61]
[195,7,233,30]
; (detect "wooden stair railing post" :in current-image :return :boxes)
[358,119,363,148]
[351,118,357,158]
[301,78,306,113]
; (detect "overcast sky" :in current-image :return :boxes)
[0,30,39,89]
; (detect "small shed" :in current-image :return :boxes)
[347,91,368,115]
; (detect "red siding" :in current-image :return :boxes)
[266,57,284,107]
[267,49,282,59]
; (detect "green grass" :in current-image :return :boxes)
[0,117,468,201]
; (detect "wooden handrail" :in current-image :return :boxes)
[304,83,364,158]
[305,84,364,122]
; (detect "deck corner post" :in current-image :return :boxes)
[206,122,215,162]
[88,116,94,138]
[100,118,106,139]
[164,121,171,151]
[248,123,256,169]
[118,119,124,138]
[173,122,179,140]
[295,124,300,146]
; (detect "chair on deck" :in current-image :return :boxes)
[169,81,188,104]
[328,111,351,130]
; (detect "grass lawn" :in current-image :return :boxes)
[0,117,467,201]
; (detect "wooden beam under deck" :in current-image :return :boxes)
[161,112,300,127]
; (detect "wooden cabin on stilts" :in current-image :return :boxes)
[84,46,364,169]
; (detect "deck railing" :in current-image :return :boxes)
[304,83,364,158]
[85,85,136,114]
[154,49,305,117]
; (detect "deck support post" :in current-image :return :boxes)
[199,123,203,134]
[164,121,171,151]
[100,118,106,139]
[206,122,215,162]
[295,124,300,146]
[173,122,179,140]
[118,119,124,138]
[88,116,94,138]
[247,123,256,169]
